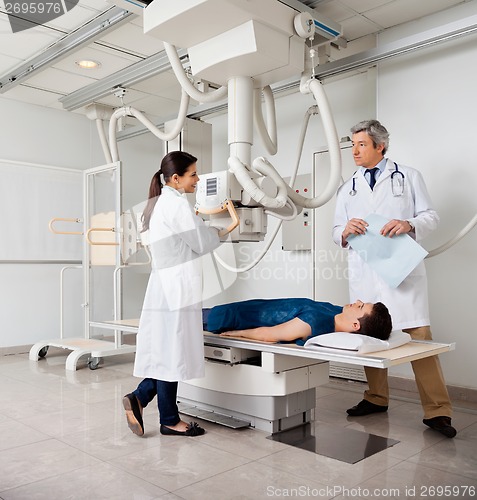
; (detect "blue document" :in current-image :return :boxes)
[347,213,428,288]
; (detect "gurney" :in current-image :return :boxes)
[42,318,452,432]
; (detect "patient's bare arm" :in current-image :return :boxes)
[219,318,311,342]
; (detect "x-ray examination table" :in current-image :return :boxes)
[30,318,454,433]
[191,332,454,432]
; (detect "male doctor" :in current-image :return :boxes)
[333,119,456,438]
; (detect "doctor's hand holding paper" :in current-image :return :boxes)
[341,216,414,245]
[332,119,456,438]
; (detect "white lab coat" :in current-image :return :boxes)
[333,159,439,330]
[133,186,220,381]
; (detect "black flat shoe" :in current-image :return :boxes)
[423,416,457,438]
[160,422,205,437]
[123,393,144,436]
[347,399,388,416]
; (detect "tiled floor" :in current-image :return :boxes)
[1,349,476,499]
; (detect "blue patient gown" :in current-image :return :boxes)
[204,298,342,346]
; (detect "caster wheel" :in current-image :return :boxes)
[88,357,101,370]
[38,346,49,359]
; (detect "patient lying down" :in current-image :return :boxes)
[202,298,392,346]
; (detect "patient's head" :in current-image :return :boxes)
[335,300,392,340]
[357,302,392,340]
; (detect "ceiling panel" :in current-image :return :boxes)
[365,0,466,28]
[338,0,396,13]
[314,1,362,22]
[340,15,384,40]
[74,0,110,10]
[2,84,64,107]
[124,94,191,118]
[0,14,62,62]
[98,22,165,58]
[0,52,22,75]
[1,0,475,116]
[131,71,182,101]
[52,45,141,81]
[25,67,98,94]
[42,4,107,31]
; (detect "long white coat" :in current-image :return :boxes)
[133,186,220,381]
[333,159,439,330]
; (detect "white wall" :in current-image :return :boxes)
[0,96,160,348]
[0,97,95,348]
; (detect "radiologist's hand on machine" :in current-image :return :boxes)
[196,199,239,238]
[341,218,368,246]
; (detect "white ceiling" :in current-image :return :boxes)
[0,0,470,121]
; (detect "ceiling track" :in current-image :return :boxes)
[116,15,477,141]
[60,49,188,111]
[0,7,133,93]
[315,17,477,79]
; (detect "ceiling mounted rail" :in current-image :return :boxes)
[315,16,477,79]
[0,7,133,94]
[59,49,188,111]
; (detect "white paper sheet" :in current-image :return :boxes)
[347,213,428,288]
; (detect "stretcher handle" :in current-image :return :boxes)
[86,227,119,246]
[49,217,83,235]
[196,200,240,237]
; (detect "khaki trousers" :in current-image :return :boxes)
[363,326,452,419]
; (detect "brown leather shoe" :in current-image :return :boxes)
[423,416,457,438]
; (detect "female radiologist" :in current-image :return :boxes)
[123,151,221,437]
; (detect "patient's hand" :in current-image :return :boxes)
[219,330,243,337]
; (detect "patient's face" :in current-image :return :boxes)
[343,300,374,326]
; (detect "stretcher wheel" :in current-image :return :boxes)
[38,346,49,358]
[88,357,101,370]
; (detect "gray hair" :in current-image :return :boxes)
[351,120,390,155]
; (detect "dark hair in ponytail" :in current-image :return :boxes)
[141,151,198,231]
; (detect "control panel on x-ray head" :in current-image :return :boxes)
[108,0,344,245]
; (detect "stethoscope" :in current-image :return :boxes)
[349,162,405,197]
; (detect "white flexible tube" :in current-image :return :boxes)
[129,99,189,141]
[213,220,283,274]
[426,214,477,258]
[265,198,298,221]
[109,108,124,162]
[253,86,278,155]
[228,156,288,209]
[163,42,228,103]
[96,119,113,164]
[290,105,318,187]
[252,157,289,205]
[288,78,341,209]
[214,106,318,273]
[108,90,189,162]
